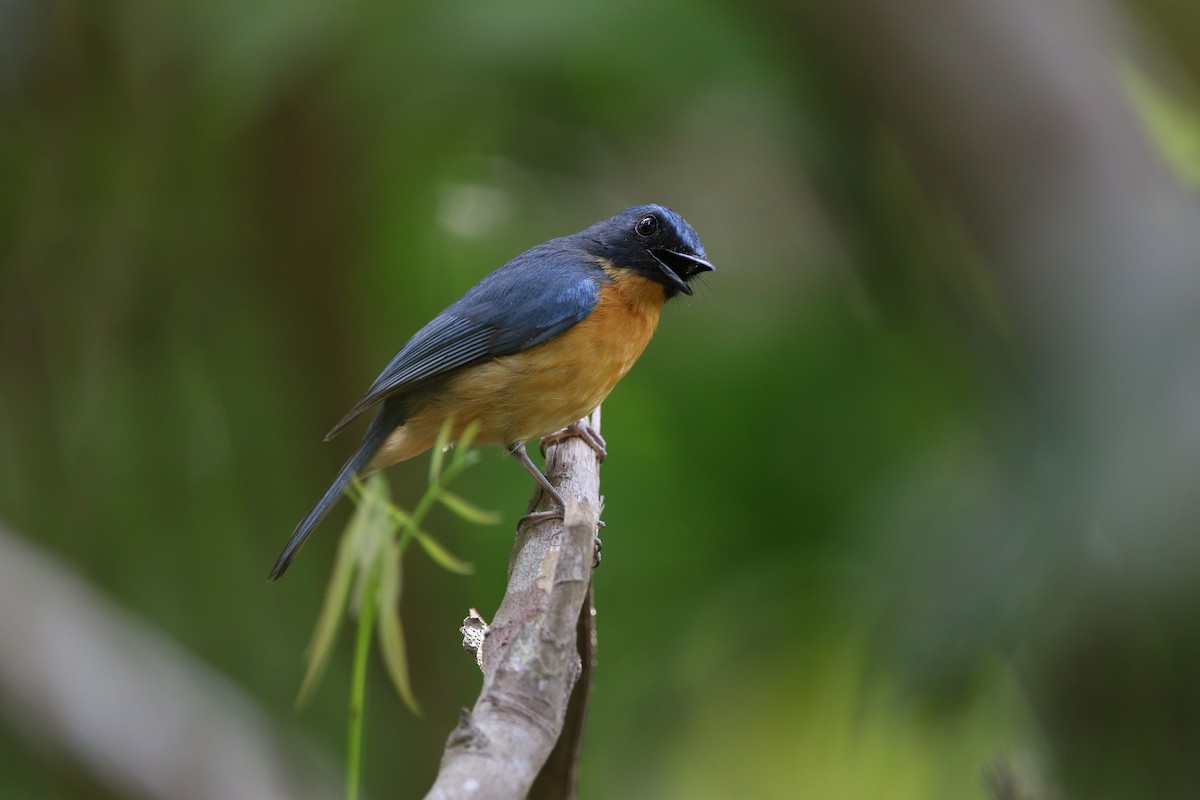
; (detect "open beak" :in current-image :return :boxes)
[649,248,716,296]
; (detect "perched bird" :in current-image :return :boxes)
[270,204,713,580]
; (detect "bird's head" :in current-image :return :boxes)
[590,204,714,299]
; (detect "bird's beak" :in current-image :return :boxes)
[649,248,715,296]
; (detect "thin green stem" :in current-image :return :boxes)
[346,565,381,800]
[334,421,487,797]
[395,480,441,550]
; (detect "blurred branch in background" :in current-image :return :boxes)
[784,0,1200,796]
[0,522,339,800]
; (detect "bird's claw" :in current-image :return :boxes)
[518,507,606,529]
[519,507,565,526]
[540,420,607,462]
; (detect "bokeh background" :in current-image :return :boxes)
[3,1,1200,798]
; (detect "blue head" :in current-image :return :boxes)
[585,204,714,298]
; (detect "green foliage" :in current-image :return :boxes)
[297,421,495,798]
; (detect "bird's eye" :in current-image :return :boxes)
[635,215,659,237]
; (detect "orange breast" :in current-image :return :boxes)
[366,263,665,472]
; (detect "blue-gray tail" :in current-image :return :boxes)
[268,405,398,581]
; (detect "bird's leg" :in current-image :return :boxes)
[539,419,607,462]
[540,413,607,539]
[508,441,566,522]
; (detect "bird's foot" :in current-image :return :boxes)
[518,502,605,529]
[540,419,607,462]
[519,506,565,527]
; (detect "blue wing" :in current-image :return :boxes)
[325,242,601,440]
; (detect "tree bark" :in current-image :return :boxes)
[424,412,601,800]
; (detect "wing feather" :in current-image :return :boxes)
[325,245,600,439]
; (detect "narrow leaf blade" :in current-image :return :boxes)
[429,416,456,483]
[437,490,501,526]
[412,527,474,575]
[297,498,366,706]
[455,419,482,454]
[376,541,420,713]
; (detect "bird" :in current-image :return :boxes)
[269,204,713,580]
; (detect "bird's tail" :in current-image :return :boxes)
[268,405,398,581]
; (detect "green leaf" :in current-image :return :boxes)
[456,419,482,453]
[376,540,420,713]
[448,448,481,474]
[297,474,399,707]
[358,476,394,557]
[438,490,502,525]
[298,418,492,723]
[429,416,456,483]
[383,501,414,531]
[441,421,483,479]
[347,561,381,800]
[412,527,474,574]
[297,495,368,706]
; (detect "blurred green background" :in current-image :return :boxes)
[3,1,1200,798]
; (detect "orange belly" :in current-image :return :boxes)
[366,265,665,472]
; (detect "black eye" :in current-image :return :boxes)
[635,215,659,237]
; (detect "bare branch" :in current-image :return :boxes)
[425,413,602,800]
[0,523,338,800]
